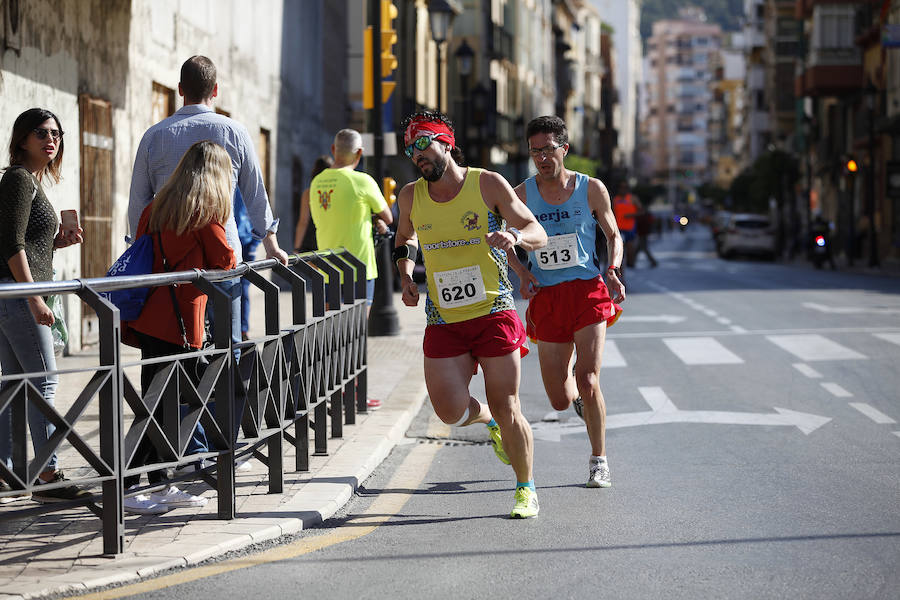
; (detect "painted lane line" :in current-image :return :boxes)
[716,317,732,325]
[609,326,900,340]
[849,403,897,424]
[874,333,900,347]
[792,363,823,379]
[820,382,853,398]
[767,334,867,362]
[663,337,744,365]
[804,302,900,315]
[893,432,900,439]
[602,340,627,368]
[639,386,677,412]
[618,315,686,324]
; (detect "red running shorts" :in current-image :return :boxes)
[525,276,621,343]
[423,310,528,359]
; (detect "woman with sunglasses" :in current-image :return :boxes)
[0,108,87,504]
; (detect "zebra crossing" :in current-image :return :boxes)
[603,332,878,368]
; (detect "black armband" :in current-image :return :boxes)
[392,243,418,266]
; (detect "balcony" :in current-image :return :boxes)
[795,54,862,97]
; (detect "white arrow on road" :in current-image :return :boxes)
[530,386,831,441]
[803,302,900,315]
[618,315,687,324]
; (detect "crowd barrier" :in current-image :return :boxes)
[0,249,368,555]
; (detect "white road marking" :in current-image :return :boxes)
[792,363,823,379]
[893,432,900,439]
[731,326,747,333]
[663,337,744,365]
[716,317,732,325]
[820,382,853,397]
[849,403,896,424]
[803,302,900,315]
[602,340,627,367]
[874,333,900,347]
[608,326,900,340]
[766,334,867,361]
[530,386,831,440]
[618,315,686,324]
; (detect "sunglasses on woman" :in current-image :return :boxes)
[404,133,448,158]
[32,128,63,141]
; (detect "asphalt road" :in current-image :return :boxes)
[119,226,900,600]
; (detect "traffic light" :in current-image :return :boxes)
[382,177,397,206]
[844,157,859,175]
[363,0,398,109]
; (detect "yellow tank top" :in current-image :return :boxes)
[411,168,516,325]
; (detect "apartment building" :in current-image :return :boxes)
[643,7,722,192]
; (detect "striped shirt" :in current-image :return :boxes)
[127,104,278,253]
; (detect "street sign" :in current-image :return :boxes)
[361,132,397,157]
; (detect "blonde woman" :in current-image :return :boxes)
[122,140,235,514]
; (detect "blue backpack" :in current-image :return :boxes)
[102,234,155,320]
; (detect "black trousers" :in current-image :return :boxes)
[124,332,200,488]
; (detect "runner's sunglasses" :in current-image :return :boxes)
[404,133,449,158]
[32,128,64,141]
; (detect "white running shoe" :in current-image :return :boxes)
[587,458,611,488]
[149,485,208,509]
[124,486,169,514]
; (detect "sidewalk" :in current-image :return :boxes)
[0,291,427,600]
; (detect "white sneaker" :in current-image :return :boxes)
[124,487,169,514]
[587,458,611,488]
[149,485,208,509]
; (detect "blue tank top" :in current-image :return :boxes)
[525,172,601,287]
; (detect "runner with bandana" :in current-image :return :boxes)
[393,110,548,519]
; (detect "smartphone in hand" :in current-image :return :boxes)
[61,210,79,234]
[59,210,83,245]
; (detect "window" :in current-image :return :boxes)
[151,82,175,124]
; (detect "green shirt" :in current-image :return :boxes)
[309,167,387,280]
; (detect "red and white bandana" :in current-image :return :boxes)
[403,117,456,149]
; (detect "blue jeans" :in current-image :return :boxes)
[0,293,59,472]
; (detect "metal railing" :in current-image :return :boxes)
[0,249,368,555]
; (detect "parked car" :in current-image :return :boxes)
[719,214,776,260]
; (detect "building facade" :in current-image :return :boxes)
[0,0,342,349]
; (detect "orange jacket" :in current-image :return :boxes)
[124,203,235,348]
[613,194,638,231]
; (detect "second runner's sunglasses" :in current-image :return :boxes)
[404,133,449,158]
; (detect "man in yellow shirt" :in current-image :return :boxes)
[393,110,548,519]
[308,129,393,312]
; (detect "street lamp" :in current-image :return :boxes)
[428,0,459,112]
[454,39,474,159]
[864,80,880,267]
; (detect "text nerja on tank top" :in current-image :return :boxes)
[411,167,516,325]
[525,172,601,287]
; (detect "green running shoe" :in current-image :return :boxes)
[486,423,511,465]
[510,486,539,519]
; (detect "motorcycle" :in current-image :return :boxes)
[810,231,833,269]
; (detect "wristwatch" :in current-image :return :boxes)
[607,265,622,279]
[507,227,523,246]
